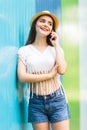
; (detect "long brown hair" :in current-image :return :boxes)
[25,15,56,46]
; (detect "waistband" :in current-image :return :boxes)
[30,86,64,99]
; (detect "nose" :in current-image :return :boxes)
[43,23,48,27]
[43,22,50,29]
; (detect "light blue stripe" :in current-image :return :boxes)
[79,0,87,130]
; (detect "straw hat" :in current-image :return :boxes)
[30,11,59,30]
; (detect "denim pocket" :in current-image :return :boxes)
[53,93,65,102]
[29,97,39,104]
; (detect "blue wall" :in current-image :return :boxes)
[0,0,61,130]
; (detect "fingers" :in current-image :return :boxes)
[50,34,57,41]
[50,31,58,40]
[50,31,59,47]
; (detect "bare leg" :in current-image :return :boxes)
[52,119,70,130]
[32,122,50,130]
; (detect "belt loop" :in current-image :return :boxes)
[44,96,46,100]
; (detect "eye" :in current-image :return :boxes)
[48,22,53,26]
[39,19,45,23]
[49,22,52,26]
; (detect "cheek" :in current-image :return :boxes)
[36,21,41,27]
[51,26,53,31]
[35,25,40,32]
[35,23,41,31]
[49,25,53,31]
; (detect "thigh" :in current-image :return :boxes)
[52,119,70,130]
[32,122,50,130]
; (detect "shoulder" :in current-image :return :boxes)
[18,45,31,54]
[49,45,64,53]
[18,45,28,52]
[47,46,56,57]
[48,45,55,53]
[48,45,55,50]
[18,45,31,65]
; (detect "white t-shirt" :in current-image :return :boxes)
[18,44,64,97]
[18,44,56,74]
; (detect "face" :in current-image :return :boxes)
[35,15,53,37]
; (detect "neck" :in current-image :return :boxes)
[34,35,48,47]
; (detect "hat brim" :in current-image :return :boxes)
[30,11,59,30]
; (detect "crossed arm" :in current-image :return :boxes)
[17,58,58,83]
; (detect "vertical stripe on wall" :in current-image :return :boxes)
[61,0,80,130]
[35,0,61,18]
[79,0,87,130]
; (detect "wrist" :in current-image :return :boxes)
[47,73,52,79]
[49,71,55,79]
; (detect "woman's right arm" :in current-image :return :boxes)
[17,58,58,83]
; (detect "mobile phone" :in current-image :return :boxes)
[48,31,55,40]
[49,33,55,40]
[48,33,52,39]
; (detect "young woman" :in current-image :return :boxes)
[17,11,70,130]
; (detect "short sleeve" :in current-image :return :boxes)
[18,47,26,65]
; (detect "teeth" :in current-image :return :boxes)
[41,27,48,31]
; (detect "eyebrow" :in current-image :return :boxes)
[39,18,53,24]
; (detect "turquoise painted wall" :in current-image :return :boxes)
[0,1,35,130]
[0,0,61,130]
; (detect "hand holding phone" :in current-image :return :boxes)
[49,31,59,47]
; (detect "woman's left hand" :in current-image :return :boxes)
[50,31,59,47]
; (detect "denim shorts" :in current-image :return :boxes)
[28,86,70,123]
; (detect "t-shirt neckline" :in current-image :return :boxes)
[29,44,50,55]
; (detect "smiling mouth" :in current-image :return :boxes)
[40,27,49,31]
